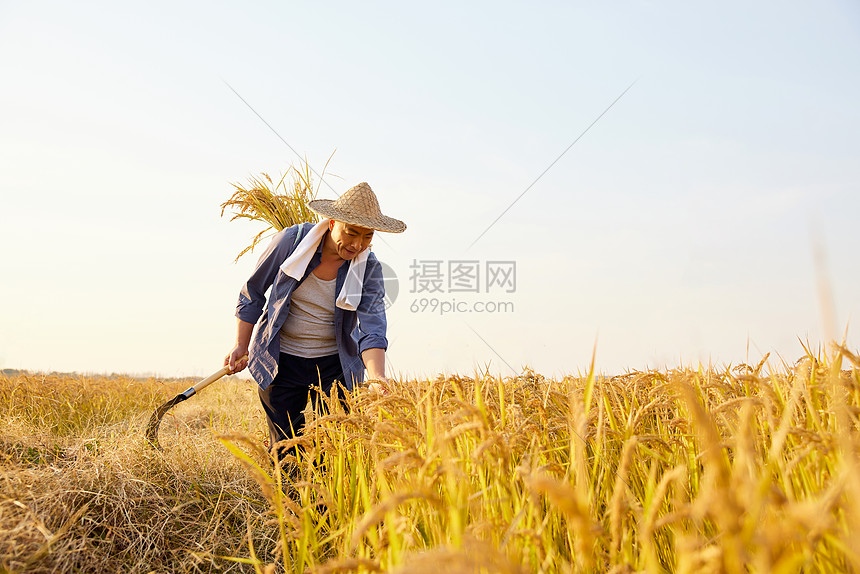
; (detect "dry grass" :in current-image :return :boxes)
[2,345,860,572]
[0,373,272,573]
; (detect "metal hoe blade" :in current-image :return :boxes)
[144,363,237,450]
[145,393,190,450]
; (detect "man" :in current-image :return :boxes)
[223,182,406,451]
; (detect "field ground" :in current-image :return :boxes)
[2,348,860,573]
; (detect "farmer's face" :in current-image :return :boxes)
[329,221,373,260]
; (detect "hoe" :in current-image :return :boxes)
[145,356,247,449]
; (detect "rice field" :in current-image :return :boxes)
[2,345,859,573]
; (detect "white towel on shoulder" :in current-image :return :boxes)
[335,248,368,311]
[279,219,369,311]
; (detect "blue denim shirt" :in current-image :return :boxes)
[236,222,388,391]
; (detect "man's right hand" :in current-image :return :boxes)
[226,319,255,374]
[225,346,249,374]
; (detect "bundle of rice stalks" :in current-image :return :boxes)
[221,155,333,262]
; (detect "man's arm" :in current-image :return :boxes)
[227,224,304,375]
[236,226,301,325]
[355,257,390,391]
[361,347,389,393]
[361,347,387,380]
[355,256,389,354]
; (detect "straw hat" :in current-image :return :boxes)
[308,182,406,233]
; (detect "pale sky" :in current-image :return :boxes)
[2,1,859,379]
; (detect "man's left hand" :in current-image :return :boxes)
[366,377,389,395]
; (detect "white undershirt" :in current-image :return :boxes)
[279,273,339,357]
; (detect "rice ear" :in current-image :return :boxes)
[222,157,326,261]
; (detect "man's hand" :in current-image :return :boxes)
[361,348,389,394]
[225,346,249,374]
[366,377,389,395]
[225,319,254,374]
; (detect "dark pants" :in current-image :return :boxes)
[257,352,346,460]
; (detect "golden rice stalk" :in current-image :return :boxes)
[525,471,597,568]
[609,437,639,561]
[221,154,334,262]
[349,491,440,552]
[311,557,382,573]
[390,537,529,574]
